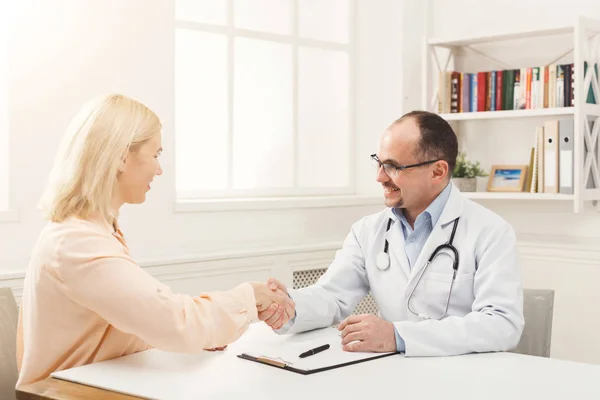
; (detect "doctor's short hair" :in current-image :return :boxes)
[39,93,162,223]
[394,110,458,174]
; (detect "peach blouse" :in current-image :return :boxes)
[16,217,257,386]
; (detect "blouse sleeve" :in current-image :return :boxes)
[52,227,258,352]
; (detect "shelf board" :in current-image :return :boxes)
[439,107,575,121]
[465,192,573,200]
[428,26,574,48]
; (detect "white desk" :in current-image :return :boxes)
[49,325,600,400]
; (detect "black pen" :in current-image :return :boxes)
[299,344,330,358]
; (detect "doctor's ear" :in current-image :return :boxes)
[431,160,449,181]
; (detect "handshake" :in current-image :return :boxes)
[250,278,294,330]
[206,279,294,352]
[247,279,397,354]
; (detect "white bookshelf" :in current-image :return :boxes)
[464,192,573,201]
[440,107,575,122]
[427,26,574,48]
[422,17,600,213]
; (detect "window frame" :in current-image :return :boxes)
[174,0,357,205]
[0,4,16,221]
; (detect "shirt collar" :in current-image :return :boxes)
[426,181,452,228]
[392,181,453,229]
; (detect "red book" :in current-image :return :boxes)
[496,70,503,111]
[526,68,532,109]
[544,66,549,108]
[477,72,487,111]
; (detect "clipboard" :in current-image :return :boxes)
[235,325,399,375]
[237,351,398,375]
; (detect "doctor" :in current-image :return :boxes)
[261,110,525,356]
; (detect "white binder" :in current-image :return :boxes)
[559,119,574,194]
[543,120,559,193]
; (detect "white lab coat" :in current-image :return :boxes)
[281,185,525,357]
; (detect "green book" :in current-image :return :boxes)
[584,61,598,104]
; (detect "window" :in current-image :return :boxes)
[175,0,354,200]
[0,7,9,211]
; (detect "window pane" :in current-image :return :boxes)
[175,29,228,193]
[298,47,350,188]
[233,38,293,189]
[176,0,226,25]
[0,15,8,210]
[298,0,349,44]
[234,0,292,35]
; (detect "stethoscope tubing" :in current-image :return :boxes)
[379,215,460,320]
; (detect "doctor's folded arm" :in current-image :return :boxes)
[16,94,294,387]
[261,110,525,357]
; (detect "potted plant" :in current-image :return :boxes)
[452,152,487,192]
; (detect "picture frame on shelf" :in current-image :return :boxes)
[487,165,528,192]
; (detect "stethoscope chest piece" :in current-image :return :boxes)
[376,217,394,271]
[376,252,390,270]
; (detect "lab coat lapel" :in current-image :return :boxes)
[385,212,410,278]
[406,186,465,288]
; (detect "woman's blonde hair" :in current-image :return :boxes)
[39,94,162,223]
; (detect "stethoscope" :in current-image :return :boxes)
[376,216,460,320]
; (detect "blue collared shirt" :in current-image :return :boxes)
[391,183,453,353]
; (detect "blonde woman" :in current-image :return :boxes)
[16,94,294,386]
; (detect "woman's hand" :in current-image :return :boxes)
[204,346,227,351]
[250,280,295,330]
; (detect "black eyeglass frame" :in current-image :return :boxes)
[370,154,441,174]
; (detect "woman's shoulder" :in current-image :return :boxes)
[43,217,112,237]
[40,217,121,255]
[27,217,122,279]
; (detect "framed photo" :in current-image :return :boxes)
[487,165,528,192]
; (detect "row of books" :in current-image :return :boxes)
[437,63,598,114]
[527,118,574,194]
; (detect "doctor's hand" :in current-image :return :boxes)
[250,281,295,330]
[338,314,396,353]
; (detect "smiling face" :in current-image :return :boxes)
[116,131,163,205]
[375,117,449,216]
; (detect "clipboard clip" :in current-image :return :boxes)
[255,356,293,368]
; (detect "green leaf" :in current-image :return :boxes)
[452,152,487,178]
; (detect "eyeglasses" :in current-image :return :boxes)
[370,154,440,177]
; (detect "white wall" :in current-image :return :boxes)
[0,0,404,277]
[424,0,600,363]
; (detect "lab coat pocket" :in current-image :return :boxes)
[413,272,474,317]
[424,272,473,283]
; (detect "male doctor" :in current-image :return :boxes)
[260,110,524,356]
